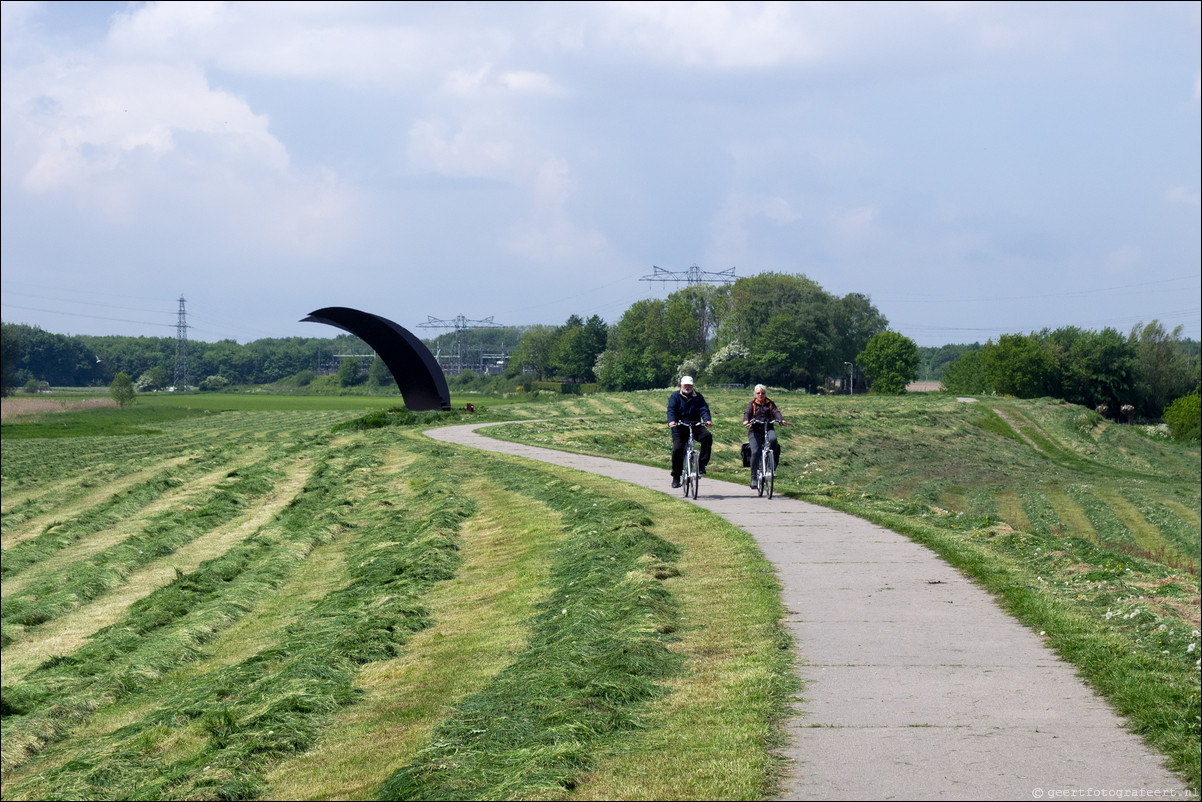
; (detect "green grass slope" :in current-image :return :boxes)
[1,389,1197,796]
[1,401,792,800]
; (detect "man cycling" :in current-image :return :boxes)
[667,375,713,488]
[743,384,786,488]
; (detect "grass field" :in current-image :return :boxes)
[1,388,1198,799]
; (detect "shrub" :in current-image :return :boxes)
[1163,389,1200,442]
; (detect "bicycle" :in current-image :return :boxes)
[747,419,779,499]
[674,420,704,499]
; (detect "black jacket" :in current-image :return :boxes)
[667,389,711,424]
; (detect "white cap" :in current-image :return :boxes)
[680,376,694,385]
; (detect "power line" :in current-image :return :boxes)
[0,303,175,330]
[640,264,738,286]
[880,274,1198,304]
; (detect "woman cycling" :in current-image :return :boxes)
[743,384,786,488]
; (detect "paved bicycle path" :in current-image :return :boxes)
[425,422,1191,800]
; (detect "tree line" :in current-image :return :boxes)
[0,324,376,393]
[939,322,1199,420]
[1,274,887,397]
[3,273,1198,424]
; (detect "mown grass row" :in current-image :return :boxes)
[2,409,794,800]
[0,409,359,491]
[0,437,369,777]
[268,430,794,801]
[1,432,472,792]
[2,460,179,529]
[1,444,246,574]
[378,455,686,800]
[1,451,289,648]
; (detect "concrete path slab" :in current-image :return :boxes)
[425,422,1192,800]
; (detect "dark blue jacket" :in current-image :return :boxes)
[667,389,711,425]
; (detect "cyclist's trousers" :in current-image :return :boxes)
[749,426,779,477]
[671,425,712,477]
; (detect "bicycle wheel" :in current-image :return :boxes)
[682,448,693,497]
[688,449,699,499]
[764,449,775,499]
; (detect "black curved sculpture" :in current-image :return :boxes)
[302,307,451,411]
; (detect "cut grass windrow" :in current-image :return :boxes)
[263,476,566,801]
[0,453,285,649]
[1,445,244,576]
[377,453,685,801]
[3,421,789,801]
[1,457,194,551]
[1,445,474,800]
[0,461,240,599]
[1,455,317,683]
[0,440,368,776]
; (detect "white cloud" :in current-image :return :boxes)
[502,157,608,262]
[407,115,518,180]
[105,1,508,90]
[499,70,563,96]
[2,45,358,255]
[249,167,359,257]
[1105,244,1142,273]
[7,56,281,192]
[599,1,813,68]
[1166,186,1201,207]
[590,1,1091,70]
[443,64,564,98]
[761,196,801,225]
[828,204,878,240]
[705,193,805,264]
[2,2,1197,343]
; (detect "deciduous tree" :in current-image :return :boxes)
[983,334,1053,398]
[110,371,135,407]
[856,331,919,394]
[941,349,988,394]
[1130,320,1193,418]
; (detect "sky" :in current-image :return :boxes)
[2,1,1199,348]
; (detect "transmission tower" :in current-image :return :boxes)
[640,265,736,348]
[640,264,738,287]
[418,315,504,375]
[173,295,191,391]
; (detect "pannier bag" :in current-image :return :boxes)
[741,442,751,467]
